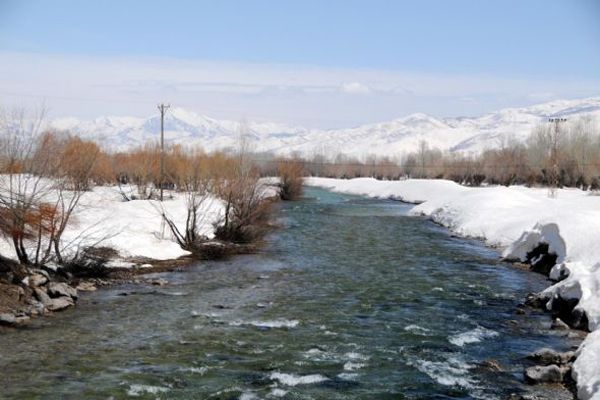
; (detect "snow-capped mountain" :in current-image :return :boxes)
[51,97,600,159]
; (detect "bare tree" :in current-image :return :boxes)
[156,146,214,251]
[214,124,272,243]
[0,106,55,265]
[114,144,159,200]
[417,140,429,178]
[48,135,100,263]
[0,108,101,267]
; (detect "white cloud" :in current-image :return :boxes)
[340,81,371,94]
[0,51,598,128]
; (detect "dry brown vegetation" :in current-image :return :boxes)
[156,146,214,251]
[0,109,101,268]
[277,159,304,200]
[2,104,596,274]
[110,143,277,251]
[113,144,161,200]
[291,117,600,189]
[213,138,273,244]
[0,108,280,272]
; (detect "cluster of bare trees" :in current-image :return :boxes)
[292,116,600,189]
[154,146,214,251]
[5,104,594,274]
[256,153,399,181]
[0,109,282,274]
[153,140,274,251]
[213,138,272,244]
[0,108,101,275]
[116,135,276,251]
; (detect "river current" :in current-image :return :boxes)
[0,187,576,399]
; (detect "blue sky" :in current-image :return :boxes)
[0,0,599,126]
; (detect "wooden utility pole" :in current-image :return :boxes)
[548,117,567,198]
[158,103,170,201]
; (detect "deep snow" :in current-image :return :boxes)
[0,184,224,264]
[306,177,600,400]
[0,178,279,265]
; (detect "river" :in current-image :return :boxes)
[0,187,577,399]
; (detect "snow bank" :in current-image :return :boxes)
[0,176,279,264]
[69,186,225,261]
[307,177,600,400]
[0,184,225,263]
[573,330,600,400]
[506,223,566,264]
[306,177,468,204]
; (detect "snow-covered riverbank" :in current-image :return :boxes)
[0,179,280,267]
[306,177,600,400]
[0,186,221,264]
[0,178,281,266]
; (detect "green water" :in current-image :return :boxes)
[0,187,575,399]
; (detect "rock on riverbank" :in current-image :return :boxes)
[0,269,80,327]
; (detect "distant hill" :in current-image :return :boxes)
[51,97,600,159]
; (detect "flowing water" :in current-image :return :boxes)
[0,187,577,399]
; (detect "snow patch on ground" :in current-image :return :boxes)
[0,183,224,262]
[307,177,600,399]
[306,177,468,204]
[0,178,276,264]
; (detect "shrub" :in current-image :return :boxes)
[278,159,304,200]
[214,174,273,243]
[62,246,116,278]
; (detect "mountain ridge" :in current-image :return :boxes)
[51,96,600,159]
